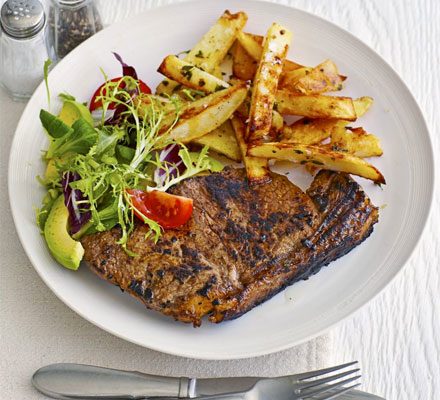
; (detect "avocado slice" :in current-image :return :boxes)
[44,156,71,186]
[44,158,59,184]
[44,195,84,270]
[58,99,93,127]
[43,97,91,182]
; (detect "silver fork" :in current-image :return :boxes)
[191,362,361,400]
[33,361,361,400]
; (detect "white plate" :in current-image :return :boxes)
[8,0,434,359]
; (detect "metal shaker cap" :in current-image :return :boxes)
[56,0,87,6]
[0,0,45,39]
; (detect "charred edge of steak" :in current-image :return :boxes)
[216,171,379,322]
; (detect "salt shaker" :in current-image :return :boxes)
[50,0,102,60]
[0,0,51,100]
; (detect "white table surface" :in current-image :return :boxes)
[1,0,439,399]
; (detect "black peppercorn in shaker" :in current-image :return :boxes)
[50,0,102,60]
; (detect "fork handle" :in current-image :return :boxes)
[32,363,193,399]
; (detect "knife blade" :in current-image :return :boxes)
[191,377,259,396]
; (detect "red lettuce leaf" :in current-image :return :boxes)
[61,172,91,235]
[105,52,140,125]
[112,52,138,80]
[154,144,185,186]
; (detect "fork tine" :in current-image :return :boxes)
[299,368,360,390]
[312,383,361,400]
[296,361,358,381]
[299,375,361,398]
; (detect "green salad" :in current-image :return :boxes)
[37,55,223,270]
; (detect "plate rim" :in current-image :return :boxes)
[8,0,435,359]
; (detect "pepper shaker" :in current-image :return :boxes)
[49,0,102,60]
[0,0,51,100]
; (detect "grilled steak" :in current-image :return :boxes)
[81,168,378,326]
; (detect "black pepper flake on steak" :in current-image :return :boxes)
[82,168,379,327]
[129,280,143,294]
[181,245,199,260]
[196,275,217,297]
[156,269,165,278]
[144,288,153,301]
[313,195,329,212]
[252,245,265,260]
[301,239,316,250]
[172,266,194,283]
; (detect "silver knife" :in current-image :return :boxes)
[32,363,385,400]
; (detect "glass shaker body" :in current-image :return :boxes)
[50,0,102,60]
[0,0,51,100]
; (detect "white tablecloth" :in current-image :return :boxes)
[1,1,439,399]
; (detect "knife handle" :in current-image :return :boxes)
[32,363,193,399]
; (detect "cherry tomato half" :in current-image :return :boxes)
[89,77,151,111]
[126,189,193,229]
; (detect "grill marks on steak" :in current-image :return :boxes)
[81,168,378,326]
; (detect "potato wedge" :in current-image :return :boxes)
[248,142,385,184]
[237,32,302,73]
[231,116,270,184]
[236,31,263,61]
[163,83,247,142]
[275,90,357,120]
[271,110,284,137]
[279,67,312,86]
[232,41,258,81]
[192,121,241,161]
[353,96,373,117]
[247,23,292,143]
[280,118,349,144]
[185,10,248,70]
[280,60,345,94]
[329,127,383,158]
[212,65,223,80]
[158,55,229,93]
[152,68,242,162]
[156,10,247,95]
[232,81,283,135]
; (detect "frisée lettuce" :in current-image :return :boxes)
[37,59,224,267]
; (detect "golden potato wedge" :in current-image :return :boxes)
[248,142,385,184]
[164,83,248,143]
[275,90,357,120]
[231,116,271,184]
[158,55,230,93]
[212,65,223,80]
[280,118,349,144]
[232,82,283,134]
[279,67,312,86]
[185,10,247,70]
[353,96,373,117]
[192,121,241,161]
[232,41,258,81]
[330,127,383,158]
[237,32,302,73]
[280,60,345,94]
[247,23,292,143]
[271,110,284,137]
[156,10,248,95]
[236,31,263,61]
